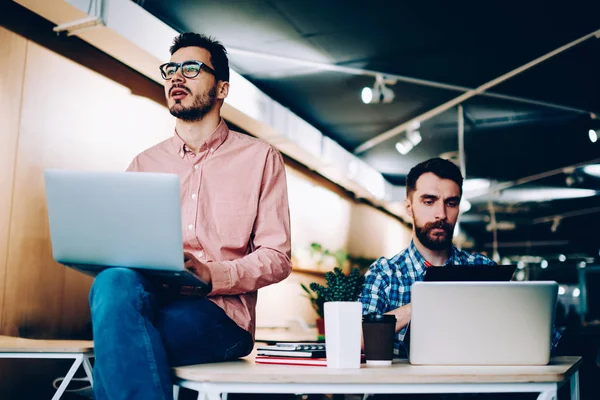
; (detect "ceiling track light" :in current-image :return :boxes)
[395,121,422,155]
[361,74,396,104]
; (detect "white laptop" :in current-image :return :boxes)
[44,169,209,291]
[409,281,558,365]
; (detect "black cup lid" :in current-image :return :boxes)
[363,314,396,323]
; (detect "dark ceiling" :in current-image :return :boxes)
[136,0,600,262]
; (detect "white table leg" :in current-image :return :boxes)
[570,370,580,400]
[173,385,180,399]
[51,355,84,400]
[82,353,94,387]
[537,388,557,400]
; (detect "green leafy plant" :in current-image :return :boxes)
[307,242,373,274]
[300,267,364,319]
[308,243,349,271]
[300,283,325,320]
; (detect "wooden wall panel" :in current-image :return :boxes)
[0,26,32,399]
[1,41,174,338]
[0,27,27,331]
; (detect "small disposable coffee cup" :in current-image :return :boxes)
[362,314,396,366]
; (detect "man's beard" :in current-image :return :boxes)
[169,84,217,122]
[414,217,454,251]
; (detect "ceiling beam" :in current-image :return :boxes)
[228,47,596,119]
[353,27,600,154]
[532,206,600,225]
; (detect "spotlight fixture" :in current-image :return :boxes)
[395,121,422,155]
[361,87,373,104]
[406,129,422,145]
[589,129,598,143]
[361,74,396,104]
[395,140,413,155]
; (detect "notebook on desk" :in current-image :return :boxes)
[409,281,558,366]
[44,169,209,292]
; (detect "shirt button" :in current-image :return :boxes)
[197,250,204,258]
[191,193,197,200]
[209,148,214,154]
[188,224,193,230]
[194,165,199,170]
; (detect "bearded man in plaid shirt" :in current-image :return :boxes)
[360,157,561,359]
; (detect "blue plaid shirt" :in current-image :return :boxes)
[360,240,562,356]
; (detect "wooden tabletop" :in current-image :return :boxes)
[175,356,582,384]
[0,335,94,353]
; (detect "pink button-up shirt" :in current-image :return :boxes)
[127,120,292,337]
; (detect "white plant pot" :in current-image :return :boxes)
[324,301,362,369]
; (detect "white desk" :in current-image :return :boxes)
[175,356,581,400]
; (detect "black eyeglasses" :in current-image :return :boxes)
[159,60,217,80]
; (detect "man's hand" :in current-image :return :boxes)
[361,304,412,351]
[183,252,212,286]
[386,303,412,333]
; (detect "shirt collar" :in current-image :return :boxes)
[408,240,428,278]
[446,245,459,265]
[169,119,229,158]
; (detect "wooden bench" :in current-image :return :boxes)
[174,355,582,400]
[0,335,94,400]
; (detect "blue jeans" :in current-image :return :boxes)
[89,268,253,400]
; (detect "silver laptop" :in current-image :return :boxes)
[409,281,558,365]
[44,169,209,291]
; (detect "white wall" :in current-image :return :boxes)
[255,168,411,328]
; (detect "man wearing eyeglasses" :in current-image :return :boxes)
[88,33,292,400]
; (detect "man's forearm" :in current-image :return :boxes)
[386,303,412,333]
[206,247,292,295]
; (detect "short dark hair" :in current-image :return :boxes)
[406,157,463,199]
[169,32,229,82]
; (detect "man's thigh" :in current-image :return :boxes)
[156,294,253,366]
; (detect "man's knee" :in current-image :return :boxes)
[89,268,146,311]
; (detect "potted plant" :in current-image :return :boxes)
[300,266,364,340]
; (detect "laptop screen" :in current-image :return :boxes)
[423,264,517,282]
